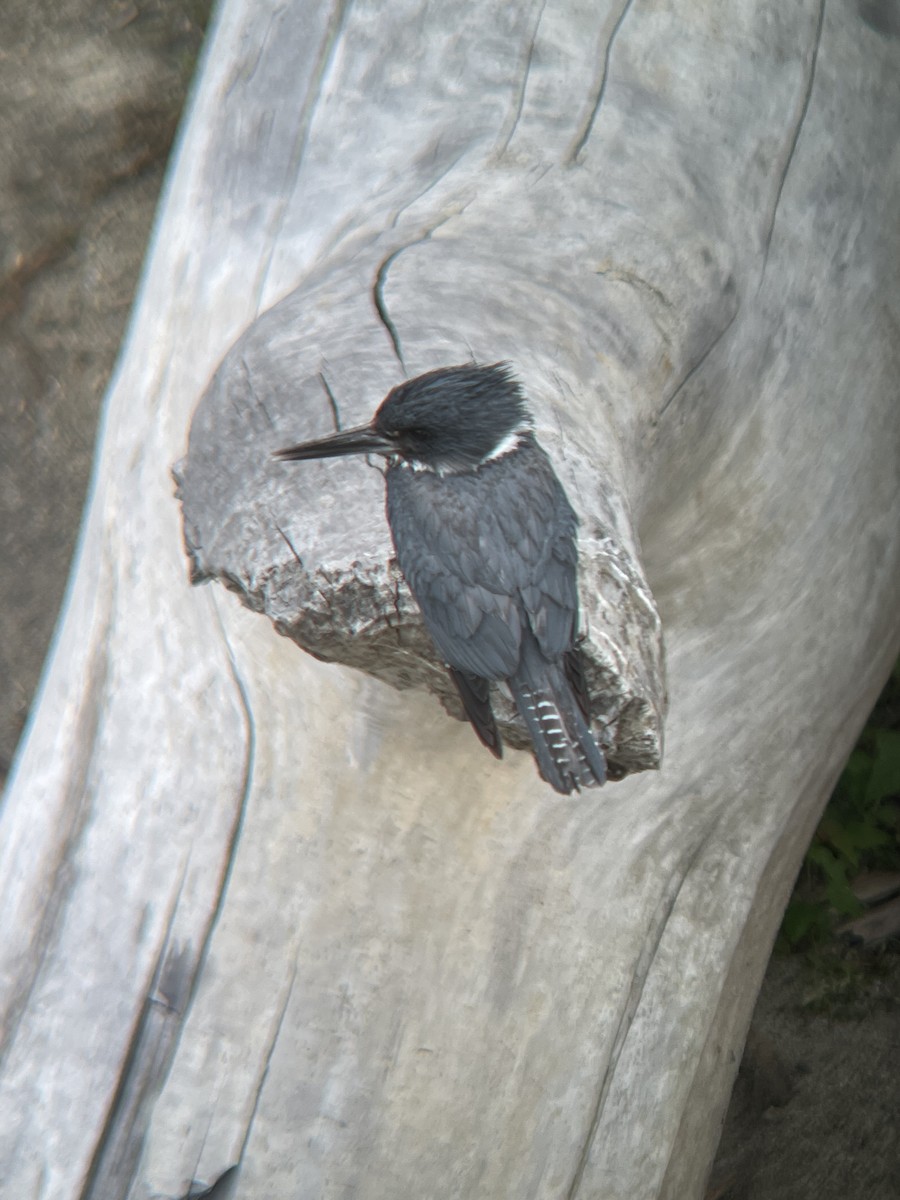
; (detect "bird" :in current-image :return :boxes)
[273,362,606,794]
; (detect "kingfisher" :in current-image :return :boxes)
[273,362,606,794]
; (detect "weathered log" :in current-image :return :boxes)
[175,281,667,778]
[1,2,898,1199]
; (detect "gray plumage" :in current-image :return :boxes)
[386,431,605,793]
[274,363,606,794]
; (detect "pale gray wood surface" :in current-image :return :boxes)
[1,2,898,1198]
[176,268,667,777]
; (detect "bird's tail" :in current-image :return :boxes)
[510,636,606,795]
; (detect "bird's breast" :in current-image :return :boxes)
[385,441,576,581]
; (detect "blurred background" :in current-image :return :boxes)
[0,0,211,775]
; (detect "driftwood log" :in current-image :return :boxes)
[2,2,899,1198]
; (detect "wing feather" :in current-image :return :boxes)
[448,667,502,757]
[386,438,579,680]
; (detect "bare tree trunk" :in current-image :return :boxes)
[1,2,898,1198]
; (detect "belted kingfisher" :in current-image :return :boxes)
[273,363,606,794]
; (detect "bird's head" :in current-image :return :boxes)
[274,363,533,474]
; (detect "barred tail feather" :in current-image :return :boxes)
[511,654,606,795]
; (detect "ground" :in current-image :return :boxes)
[1,4,897,1197]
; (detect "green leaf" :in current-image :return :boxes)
[838,749,874,809]
[781,900,828,947]
[865,729,900,807]
[806,844,864,916]
[807,842,844,880]
[817,817,860,867]
[842,819,890,852]
[824,874,864,918]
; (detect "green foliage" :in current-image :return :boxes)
[793,944,898,1019]
[779,899,830,948]
[779,660,900,954]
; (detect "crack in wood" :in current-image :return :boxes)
[240,357,274,429]
[760,0,827,276]
[185,1164,239,1198]
[80,868,191,1198]
[252,0,352,313]
[85,593,260,1194]
[200,593,258,969]
[273,520,303,567]
[595,266,674,314]
[567,0,636,164]
[372,209,468,376]
[318,368,341,431]
[233,958,299,1176]
[564,818,721,1198]
[654,300,741,423]
[373,246,409,373]
[389,145,468,232]
[497,0,548,156]
[0,569,113,1079]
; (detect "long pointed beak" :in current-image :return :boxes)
[272,423,395,462]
